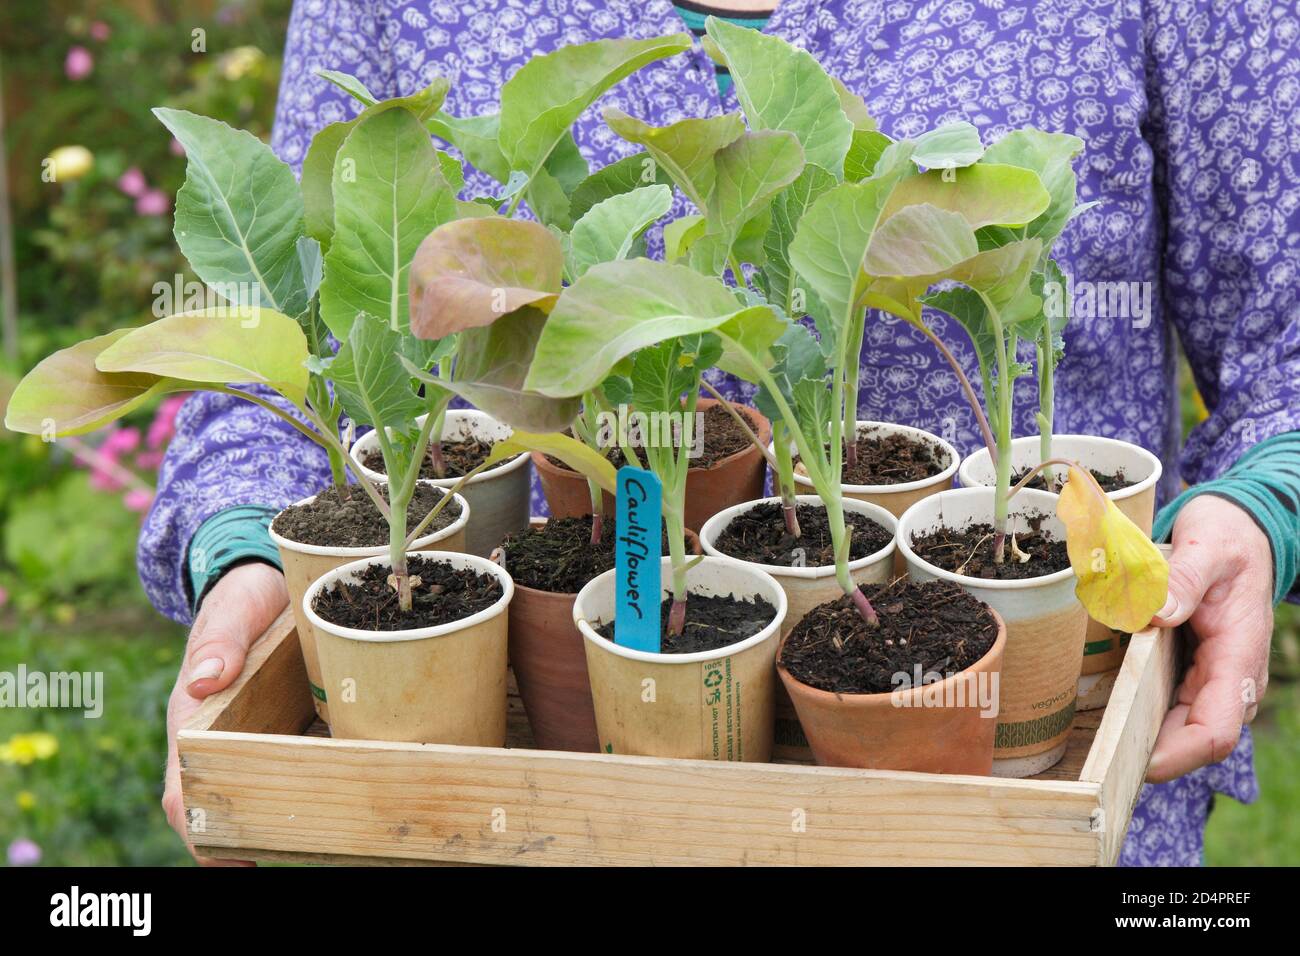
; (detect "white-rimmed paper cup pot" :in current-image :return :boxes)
[268,484,469,723]
[958,435,1162,709]
[897,487,1087,778]
[785,421,960,520]
[304,550,511,744]
[700,495,897,761]
[350,408,531,558]
[573,556,787,762]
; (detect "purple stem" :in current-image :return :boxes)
[850,587,880,627]
[667,597,687,637]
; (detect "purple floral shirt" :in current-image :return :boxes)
[141,0,1297,864]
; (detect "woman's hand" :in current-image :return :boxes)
[1147,495,1274,782]
[162,561,288,865]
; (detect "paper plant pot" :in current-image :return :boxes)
[534,398,771,534]
[268,484,469,724]
[776,608,1006,774]
[699,495,897,761]
[897,487,1087,778]
[304,551,512,745]
[957,434,1162,710]
[499,521,703,754]
[573,556,787,762]
[350,408,531,558]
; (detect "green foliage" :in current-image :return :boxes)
[319,107,458,339]
[153,108,309,318]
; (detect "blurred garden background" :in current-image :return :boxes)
[0,0,1295,867]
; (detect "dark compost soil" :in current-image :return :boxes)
[909,517,1069,580]
[710,501,892,567]
[780,579,998,695]
[798,426,950,486]
[1011,465,1135,493]
[311,554,502,631]
[361,434,512,480]
[595,592,776,655]
[500,516,673,594]
[271,482,461,549]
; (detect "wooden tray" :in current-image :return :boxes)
[178,610,1179,866]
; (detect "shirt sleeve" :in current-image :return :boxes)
[1153,432,1300,604]
[137,389,334,625]
[187,504,284,614]
[1142,0,1300,484]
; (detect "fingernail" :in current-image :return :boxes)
[1157,594,1179,620]
[190,658,223,683]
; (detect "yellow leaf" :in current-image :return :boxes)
[483,430,618,494]
[1056,465,1169,632]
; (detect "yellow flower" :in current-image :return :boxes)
[219,45,265,81]
[45,145,94,182]
[16,790,36,811]
[0,732,59,765]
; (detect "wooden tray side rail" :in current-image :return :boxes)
[179,610,1179,867]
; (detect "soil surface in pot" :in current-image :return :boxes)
[711,501,892,567]
[798,427,949,486]
[500,516,672,594]
[547,403,759,473]
[312,554,502,631]
[1012,465,1135,493]
[594,592,776,655]
[361,434,515,480]
[271,483,461,549]
[781,579,998,695]
[909,518,1069,579]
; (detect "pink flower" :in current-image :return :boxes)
[90,21,111,42]
[148,395,188,449]
[7,838,41,866]
[169,137,186,157]
[134,450,164,471]
[0,585,8,609]
[123,489,154,512]
[136,189,170,217]
[117,167,147,198]
[65,46,93,81]
[102,427,141,455]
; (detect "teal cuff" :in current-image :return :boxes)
[187,505,283,613]
[1152,432,1300,605]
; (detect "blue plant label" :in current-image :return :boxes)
[614,465,662,653]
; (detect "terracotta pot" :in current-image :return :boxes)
[350,409,531,558]
[267,484,469,724]
[500,520,702,754]
[958,434,1162,710]
[699,494,898,761]
[777,607,1006,774]
[573,556,787,761]
[897,487,1087,778]
[534,398,772,533]
[305,551,512,744]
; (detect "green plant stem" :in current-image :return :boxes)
[668,387,701,635]
[843,309,867,470]
[1037,339,1057,492]
[771,421,801,538]
[402,458,493,546]
[991,324,1014,564]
